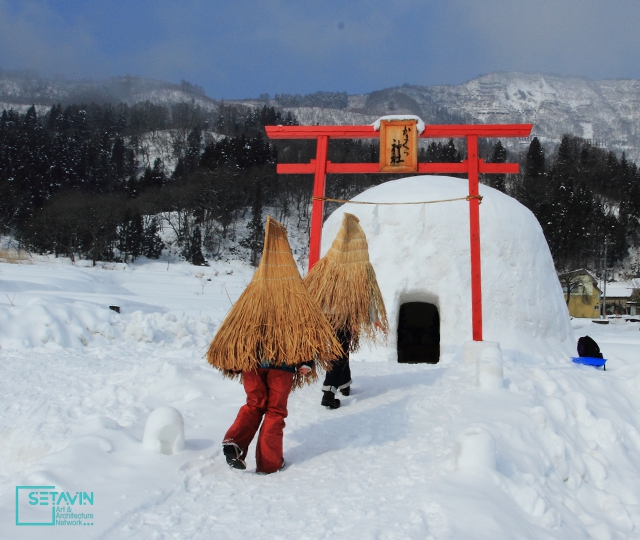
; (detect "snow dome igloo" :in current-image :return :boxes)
[318,176,574,363]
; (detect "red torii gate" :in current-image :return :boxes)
[265,123,533,341]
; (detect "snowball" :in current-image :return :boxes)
[453,427,496,470]
[474,341,504,390]
[142,406,185,455]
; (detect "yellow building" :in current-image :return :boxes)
[558,269,601,318]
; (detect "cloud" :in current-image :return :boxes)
[1,0,639,98]
[0,0,106,77]
[456,0,640,80]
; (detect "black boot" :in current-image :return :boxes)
[223,443,247,470]
[339,387,350,396]
[321,391,340,409]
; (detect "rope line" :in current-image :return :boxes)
[312,195,482,205]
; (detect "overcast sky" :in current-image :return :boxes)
[0,0,639,99]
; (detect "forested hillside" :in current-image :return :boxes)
[1,101,639,279]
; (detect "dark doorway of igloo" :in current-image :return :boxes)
[397,302,440,363]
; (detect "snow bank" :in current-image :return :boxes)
[320,176,575,362]
[0,258,255,350]
[0,301,219,350]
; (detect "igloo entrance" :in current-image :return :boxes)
[397,302,440,364]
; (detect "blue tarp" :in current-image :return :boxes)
[572,356,607,368]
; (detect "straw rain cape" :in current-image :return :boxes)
[303,213,389,352]
[206,216,342,389]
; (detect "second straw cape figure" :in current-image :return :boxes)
[304,213,389,409]
[206,217,342,473]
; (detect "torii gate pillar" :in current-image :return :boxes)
[309,136,329,266]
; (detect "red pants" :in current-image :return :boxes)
[223,368,294,473]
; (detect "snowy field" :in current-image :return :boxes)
[1,256,640,539]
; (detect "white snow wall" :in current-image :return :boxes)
[318,176,574,363]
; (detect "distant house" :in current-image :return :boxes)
[558,269,601,318]
[599,281,638,316]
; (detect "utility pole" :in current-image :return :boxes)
[602,238,608,319]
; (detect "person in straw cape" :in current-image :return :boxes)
[206,216,342,474]
[304,212,388,409]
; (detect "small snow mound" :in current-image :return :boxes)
[474,341,504,390]
[453,427,496,470]
[372,115,426,133]
[142,406,185,455]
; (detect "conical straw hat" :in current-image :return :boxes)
[304,213,388,351]
[206,216,342,388]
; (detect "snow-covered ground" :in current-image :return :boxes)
[1,256,640,539]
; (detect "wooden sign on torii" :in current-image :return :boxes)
[265,120,533,342]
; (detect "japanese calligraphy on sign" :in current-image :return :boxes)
[379,119,418,172]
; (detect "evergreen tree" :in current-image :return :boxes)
[185,226,207,266]
[421,139,461,164]
[242,181,265,267]
[441,139,461,162]
[488,141,507,192]
[141,218,165,259]
[518,137,549,215]
[525,137,546,179]
[117,211,144,262]
[184,125,202,173]
[137,158,167,194]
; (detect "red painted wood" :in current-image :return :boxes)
[277,163,317,174]
[279,161,467,175]
[418,162,468,174]
[422,124,532,138]
[277,160,520,175]
[478,161,520,174]
[266,124,533,140]
[467,135,483,341]
[326,162,379,173]
[309,136,329,270]
[266,125,378,139]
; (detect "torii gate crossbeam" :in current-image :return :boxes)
[265,123,533,341]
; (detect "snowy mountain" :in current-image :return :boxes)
[254,72,640,162]
[0,69,219,111]
[3,69,640,161]
[394,73,640,161]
